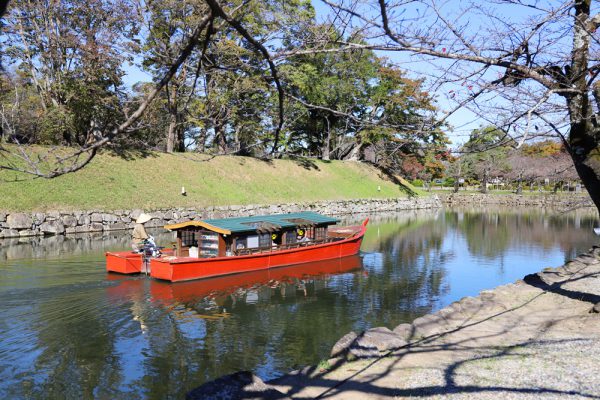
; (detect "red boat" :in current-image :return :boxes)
[106,212,368,282]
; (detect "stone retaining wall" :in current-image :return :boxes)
[439,193,595,208]
[0,196,441,239]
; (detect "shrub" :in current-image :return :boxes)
[443,177,455,187]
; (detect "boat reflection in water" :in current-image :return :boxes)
[106,255,363,320]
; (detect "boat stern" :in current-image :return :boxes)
[106,251,143,274]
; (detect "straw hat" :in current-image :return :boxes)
[136,213,153,224]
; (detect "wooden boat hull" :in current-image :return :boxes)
[105,251,143,274]
[150,222,367,282]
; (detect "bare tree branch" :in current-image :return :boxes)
[204,0,285,155]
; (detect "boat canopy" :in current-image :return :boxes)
[164,211,339,235]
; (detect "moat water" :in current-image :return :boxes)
[0,207,597,399]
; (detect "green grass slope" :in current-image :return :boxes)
[0,152,419,211]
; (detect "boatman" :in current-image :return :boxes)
[131,213,153,252]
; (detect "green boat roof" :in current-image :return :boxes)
[165,211,339,235]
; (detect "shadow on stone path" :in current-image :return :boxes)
[188,247,600,400]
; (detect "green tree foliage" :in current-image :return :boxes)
[0,0,448,179]
[281,31,379,159]
[0,73,43,143]
[281,28,447,169]
[460,126,511,193]
[2,0,137,145]
[137,0,315,155]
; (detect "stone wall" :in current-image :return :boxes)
[439,193,595,209]
[0,196,441,239]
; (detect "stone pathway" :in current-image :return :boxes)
[188,248,600,400]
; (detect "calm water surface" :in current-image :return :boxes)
[0,207,598,399]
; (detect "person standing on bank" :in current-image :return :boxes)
[132,213,153,252]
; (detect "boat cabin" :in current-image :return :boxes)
[164,212,341,258]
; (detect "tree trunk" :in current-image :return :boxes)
[480,169,489,193]
[348,141,363,161]
[233,126,241,153]
[166,112,185,152]
[165,81,182,153]
[453,162,462,193]
[233,126,251,156]
[566,1,600,213]
[197,129,207,152]
[214,120,227,154]
[516,171,523,194]
[568,124,600,211]
[176,126,185,152]
[322,117,331,160]
[166,113,177,153]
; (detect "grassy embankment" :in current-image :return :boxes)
[0,150,420,212]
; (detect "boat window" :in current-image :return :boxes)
[180,230,197,247]
[236,236,247,250]
[259,233,271,248]
[314,227,326,241]
[199,231,219,257]
[247,235,259,248]
[285,231,296,244]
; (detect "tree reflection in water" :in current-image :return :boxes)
[0,208,597,399]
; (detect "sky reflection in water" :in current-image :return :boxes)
[0,207,597,399]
